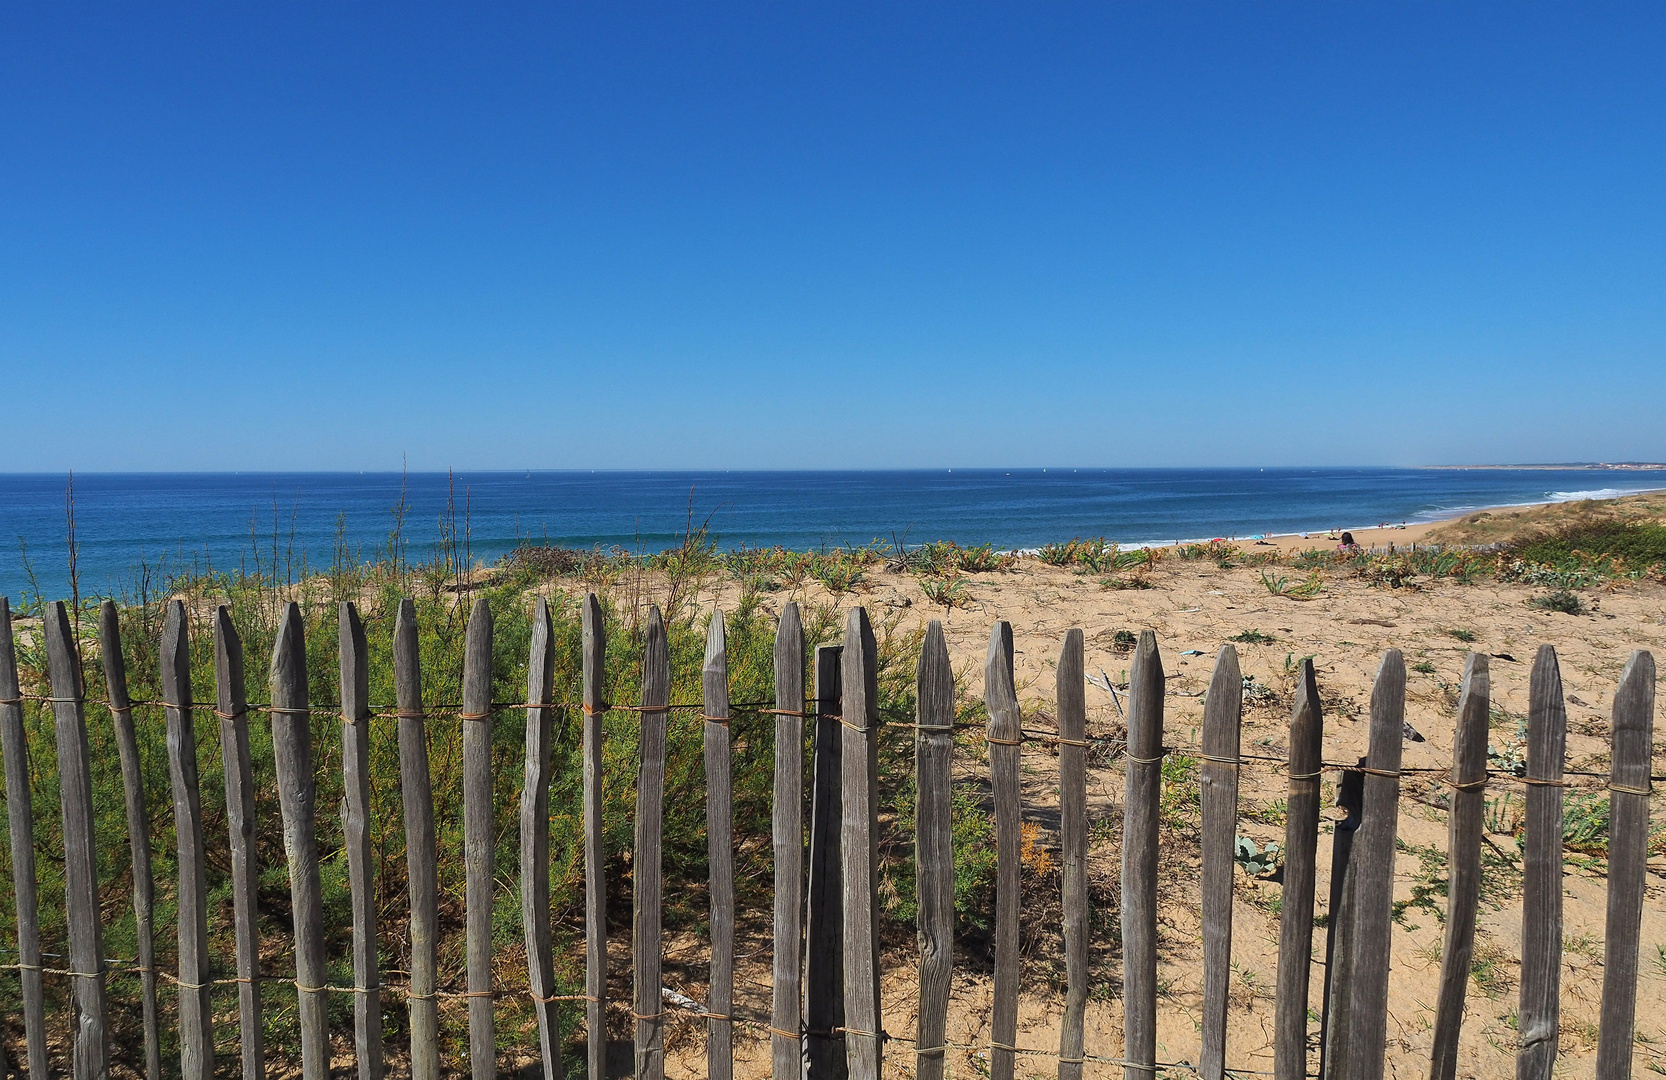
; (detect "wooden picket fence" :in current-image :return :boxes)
[0,591,1658,1080]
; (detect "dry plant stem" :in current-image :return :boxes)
[1,598,49,1080]
[1429,653,1489,1080]
[215,607,264,1080]
[1517,646,1566,1080]
[1596,650,1655,1078]
[1274,660,1322,1080]
[1122,630,1164,1080]
[462,599,496,1080]
[99,600,161,1080]
[1198,645,1242,1080]
[635,606,669,1080]
[394,599,439,1080]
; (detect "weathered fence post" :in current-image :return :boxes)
[1274,659,1323,1080]
[98,601,161,1080]
[163,600,214,1080]
[1597,650,1656,1079]
[1123,630,1165,1080]
[1344,651,1406,1080]
[1429,653,1489,1080]
[0,599,48,1080]
[705,611,736,1080]
[582,592,608,1080]
[1057,629,1089,1080]
[985,621,1023,1080]
[45,602,110,1080]
[521,598,561,1079]
[1198,645,1242,1080]
[394,599,439,1080]
[462,598,496,1080]
[916,621,955,1080]
[634,606,669,1080]
[338,602,383,1080]
[1517,645,1566,1079]
[1318,764,1362,1080]
[806,644,846,1080]
[771,603,806,1080]
[271,602,328,1080]
[214,606,264,1080]
[841,608,882,1080]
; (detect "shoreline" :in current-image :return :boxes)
[1133,485,1666,556]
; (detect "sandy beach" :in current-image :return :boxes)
[628,493,1666,1080]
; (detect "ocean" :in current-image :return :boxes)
[1,468,1660,602]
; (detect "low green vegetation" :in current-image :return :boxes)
[1515,521,1666,569]
[0,519,991,1069]
[1530,588,1587,615]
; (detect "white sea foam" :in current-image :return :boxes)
[1546,486,1664,502]
[1408,485,1666,526]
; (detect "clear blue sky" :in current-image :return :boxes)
[2,4,1662,471]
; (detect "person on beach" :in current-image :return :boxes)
[1338,531,1360,552]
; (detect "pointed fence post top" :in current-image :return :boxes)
[0,596,17,699]
[921,620,950,695]
[984,620,1014,695]
[705,608,727,670]
[645,604,667,661]
[845,605,872,645]
[583,591,605,645]
[271,602,306,695]
[777,601,802,653]
[1130,630,1165,693]
[843,606,877,711]
[161,600,191,708]
[1368,650,1406,764]
[528,598,554,704]
[465,597,492,661]
[1293,657,1319,720]
[1210,643,1241,697]
[99,600,130,709]
[339,602,370,722]
[1612,650,1656,788]
[1614,651,1656,734]
[1531,644,1562,695]
[43,601,83,699]
[1460,651,1490,699]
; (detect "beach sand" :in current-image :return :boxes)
[623,495,1666,1080]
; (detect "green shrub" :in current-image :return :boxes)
[1529,589,1587,615]
[1516,521,1666,568]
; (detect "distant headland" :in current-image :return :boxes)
[1425,462,1666,471]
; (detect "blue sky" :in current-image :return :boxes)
[2,4,1662,471]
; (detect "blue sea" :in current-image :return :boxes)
[1,469,1661,603]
